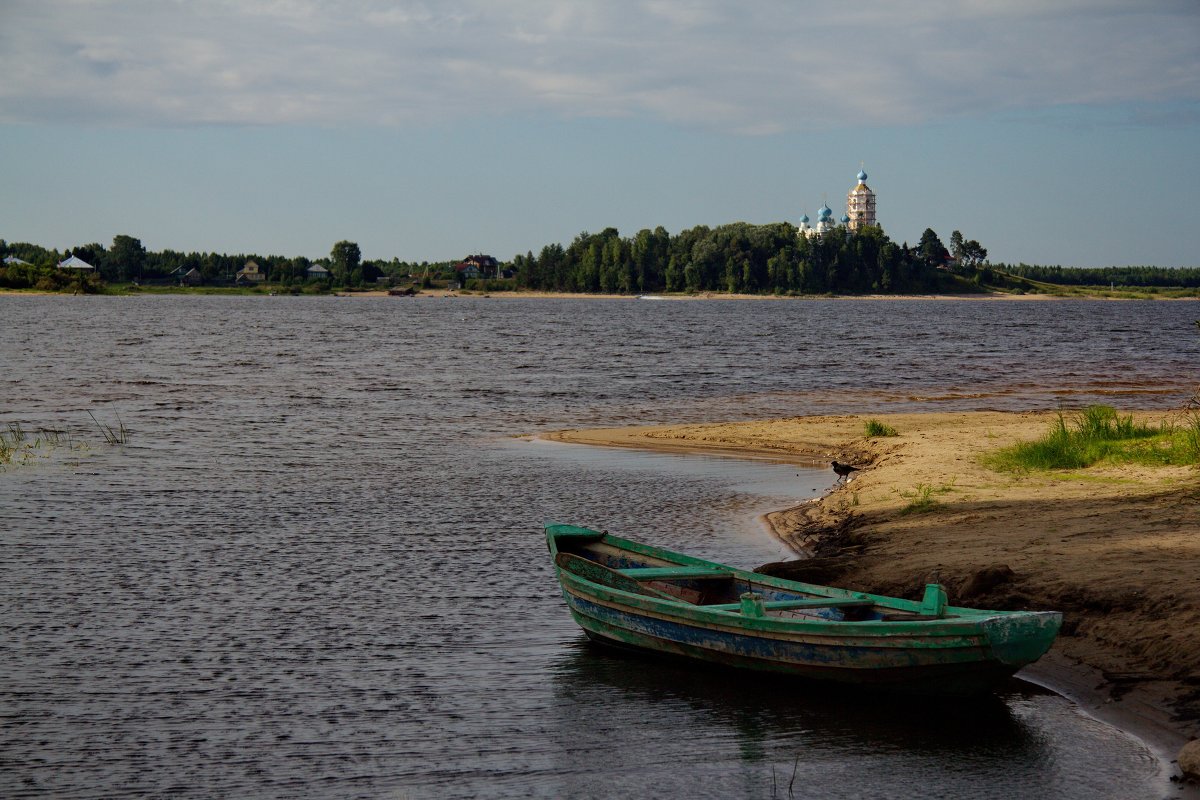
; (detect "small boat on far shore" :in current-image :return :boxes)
[547,523,1062,695]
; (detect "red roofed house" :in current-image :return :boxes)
[454,254,499,281]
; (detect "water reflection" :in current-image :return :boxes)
[546,640,1160,800]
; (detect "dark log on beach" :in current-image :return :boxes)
[754,556,854,586]
[957,564,1016,601]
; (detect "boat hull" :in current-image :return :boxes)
[547,524,1062,695]
[564,591,1031,695]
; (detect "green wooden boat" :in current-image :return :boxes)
[547,523,1062,695]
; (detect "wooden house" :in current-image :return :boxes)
[453,254,499,280]
[236,260,267,283]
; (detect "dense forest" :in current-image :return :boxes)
[2,227,1197,295]
[509,225,1200,294]
[511,223,958,295]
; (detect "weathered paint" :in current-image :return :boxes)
[982,613,1066,666]
[563,588,990,665]
[618,566,732,581]
[546,523,1062,694]
[920,583,949,617]
[702,596,876,613]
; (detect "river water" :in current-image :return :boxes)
[2,295,1196,799]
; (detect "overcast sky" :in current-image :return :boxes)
[2,1,1198,266]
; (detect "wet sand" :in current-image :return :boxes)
[544,410,1200,763]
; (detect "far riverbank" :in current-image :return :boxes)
[5,286,1198,300]
[343,288,1199,301]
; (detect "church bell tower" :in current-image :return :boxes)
[847,168,876,231]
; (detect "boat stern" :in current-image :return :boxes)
[981,611,1063,667]
[545,523,606,555]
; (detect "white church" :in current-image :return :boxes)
[799,169,877,239]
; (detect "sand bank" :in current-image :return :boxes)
[544,410,1200,758]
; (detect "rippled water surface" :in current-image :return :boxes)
[2,295,1196,798]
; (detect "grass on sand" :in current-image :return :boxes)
[982,404,1200,472]
[864,419,899,438]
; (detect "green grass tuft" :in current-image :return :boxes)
[864,419,898,437]
[1181,415,1200,463]
[983,405,1197,472]
[898,482,954,515]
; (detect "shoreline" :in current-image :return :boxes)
[5,287,1197,301]
[542,411,1199,777]
[352,289,1060,300]
[342,288,1199,301]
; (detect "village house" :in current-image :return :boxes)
[57,255,96,271]
[306,264,330,281]
[167,265,204,285]
[453,254,500,280]
[455,262,483,280]
[236,260,266,283]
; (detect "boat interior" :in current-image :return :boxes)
[553,536,951,622]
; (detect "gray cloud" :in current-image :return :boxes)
[1,0,1196,130]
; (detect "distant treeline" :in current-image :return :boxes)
[0,238,451,290]
[994,263,1200,288]
[511,223,956,295]
[4,231,1198,295]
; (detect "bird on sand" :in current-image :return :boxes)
[831,461,861,484]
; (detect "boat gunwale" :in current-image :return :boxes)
[558,580,998,648]
[553,568,1027,643]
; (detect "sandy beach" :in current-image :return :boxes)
[545,410,1200,759]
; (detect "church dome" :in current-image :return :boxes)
[819,203,832,219]
[840,214,851,224]
[857,169,868,182]
[800,213,810,223]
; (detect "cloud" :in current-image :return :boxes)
[0,0,1196,131]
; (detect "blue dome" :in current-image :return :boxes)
[840,214,851,224]
[800,213,810,223]
[819,203,832,218]
[857,169,868,182]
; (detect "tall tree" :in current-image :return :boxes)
[109,235,147,282]
[960,240,988,268]
[949,230,964,263]
[330,240,362,286]
[918,228,948,268]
